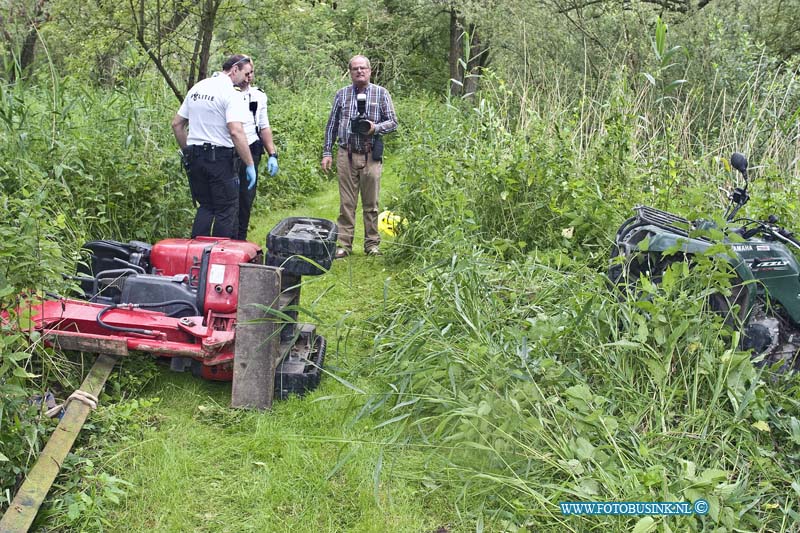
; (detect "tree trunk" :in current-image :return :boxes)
[185,0,220,94]
[197,0,221,83]
[126,0,211,102]
[18,30,37,76]
[448,8,463,97]
[462,23,489,97]
[447,8,490,99]
[3,0,50,82]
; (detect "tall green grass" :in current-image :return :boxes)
[392,59,799,264]
[357,250,800,529]
[356,53,800,530]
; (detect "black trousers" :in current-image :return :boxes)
[187,152,239,239]
[236,140,263,241]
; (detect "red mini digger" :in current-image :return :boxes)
[18,217,338,398]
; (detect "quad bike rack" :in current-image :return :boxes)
[615,205,693,243]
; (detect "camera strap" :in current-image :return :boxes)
[346,143,370,165]
[348,85,371,161]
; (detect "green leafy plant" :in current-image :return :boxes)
[36,456,132,531]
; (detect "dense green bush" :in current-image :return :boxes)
[0,77,335,506]
[356,34,800,527]
[259,84,336,210]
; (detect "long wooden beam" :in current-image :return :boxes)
[0,353,120,532]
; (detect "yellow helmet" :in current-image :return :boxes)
[378,210,407,237]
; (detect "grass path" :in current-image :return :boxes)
[99,164,450,532]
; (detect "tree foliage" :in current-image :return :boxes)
[2,0,799,101]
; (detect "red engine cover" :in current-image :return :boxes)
[150,237,262,314]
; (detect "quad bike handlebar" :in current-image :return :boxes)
[734,216,800,252]
[724,152,751,222]
[724,187,749,222]
[722,151,800,251]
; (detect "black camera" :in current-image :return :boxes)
[350,93,371,135]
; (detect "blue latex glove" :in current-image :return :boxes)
[245,165,257,190]
[267,155,279,176]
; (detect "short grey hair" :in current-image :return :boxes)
[348,55,371,70]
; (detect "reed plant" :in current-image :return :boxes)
[358,39,800,530]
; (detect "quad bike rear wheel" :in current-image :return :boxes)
[705,271,752,328]
[611,246,752,327]
[609,242,677,291]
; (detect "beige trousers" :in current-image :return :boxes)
[336,148,382,251]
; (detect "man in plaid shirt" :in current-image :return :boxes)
[322,55,398,258]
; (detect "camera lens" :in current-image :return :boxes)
[350,117,371,135]
[356,120,371,135]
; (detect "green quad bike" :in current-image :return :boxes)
[609,152,800,372]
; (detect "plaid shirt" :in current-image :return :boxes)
[323,83,397,157]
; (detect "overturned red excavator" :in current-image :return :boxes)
[14,217,337,399]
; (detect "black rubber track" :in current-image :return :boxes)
[266,251,332,276]
[274,335,326,400]
[267,217,337,259]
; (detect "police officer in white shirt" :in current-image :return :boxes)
[171,54,256,239]
[235,62,279,240]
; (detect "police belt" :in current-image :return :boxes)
[187,143,235,158]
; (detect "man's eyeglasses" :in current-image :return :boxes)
[232,55,251,68]
[350,66,369,71]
